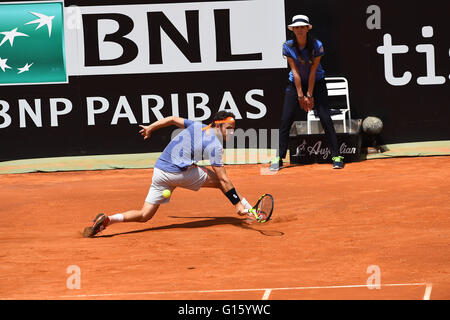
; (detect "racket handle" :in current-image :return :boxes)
[241,198,252,210]
[247,208,260,219]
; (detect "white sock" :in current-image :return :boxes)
[108,214,124,225]
[241,198,252,210]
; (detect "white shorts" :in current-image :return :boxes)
[145,165,208,204]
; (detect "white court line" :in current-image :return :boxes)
[0,282,426,300]
[262,289,272,300]
[423,283,433,300]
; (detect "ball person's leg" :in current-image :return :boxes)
[278,83,300,160]
[313,79,340,158]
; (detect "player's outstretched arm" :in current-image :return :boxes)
[211,165,246,215]
[139,116,186,140]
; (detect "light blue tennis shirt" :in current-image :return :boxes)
[154,119,224,173]
[282,39,325,84]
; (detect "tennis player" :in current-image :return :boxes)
[83,111,254,237]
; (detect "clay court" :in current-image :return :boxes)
[0,156,449,300]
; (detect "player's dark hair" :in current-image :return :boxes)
[212,111,235,127]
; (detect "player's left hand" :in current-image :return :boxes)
[139,125,152,140]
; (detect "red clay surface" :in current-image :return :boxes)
[0,156,449,300]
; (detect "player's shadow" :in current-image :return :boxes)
[96,216,284,238]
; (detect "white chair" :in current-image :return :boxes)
[307,77,352,134]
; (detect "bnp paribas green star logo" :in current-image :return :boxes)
[0,1,67,86]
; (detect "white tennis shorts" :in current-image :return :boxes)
[145,165,208,204]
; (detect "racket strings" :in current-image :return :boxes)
[257,197,272,220]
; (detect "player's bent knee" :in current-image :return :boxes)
[140,203,159,222]
[140,213,152,222]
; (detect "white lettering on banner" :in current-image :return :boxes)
[3,98,71,128]
[50,98,73,127]
[376,27,447,86]
[111,96,138,125]
[218,91,242,120]
[141,95,165,123]
[170,94,180,117]
[19,99,42,128]
[187,93,211,121]
[0,89,266,129]
[245,89,266,119]
[87,96,109,125]
[293,140,357,160]
[293,140,308,157]
[416,26,446,85]
[64,0,286,76]
[308,141,331,160]
[0,101,12,129]
[367,5,447,87]
[340,142,356,155]
[376,34,412,86]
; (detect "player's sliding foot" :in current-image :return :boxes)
[269,157,283,172]
[332,156,345,169]
[82,213,110,238]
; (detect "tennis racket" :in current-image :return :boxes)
[246,194,274,223]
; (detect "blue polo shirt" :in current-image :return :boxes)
[282,39,325,84]
[154,119,224,173]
